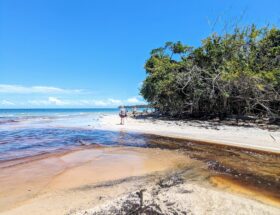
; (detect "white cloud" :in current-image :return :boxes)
[93,100,108,106]
[0,100,15,105]
[28,100,48,106]
[90,99,122,106]
[0,84,82,94]
[27,98,122,107]
[79,98,122,107]
[127,97,140,103]
[2,96,145,107]
[108,98,122,104]
[28,97,67,106]
[48,97,67,105]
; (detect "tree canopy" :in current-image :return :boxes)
[140,25,280,119]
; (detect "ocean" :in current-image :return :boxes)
[0,108,148,162]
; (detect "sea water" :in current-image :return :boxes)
[0,108,149,161]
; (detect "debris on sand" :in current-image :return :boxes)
[74,173,190,215]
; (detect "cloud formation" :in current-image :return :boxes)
[79,99,119,106]
[0,84,146,107]
[127,97,141,103]
[0,84,82,94]
[28,97,67,106]
[26,98,123,107]
[48,97,67,105]
[0,100,15,106]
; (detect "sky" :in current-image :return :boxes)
[0,0,279,108]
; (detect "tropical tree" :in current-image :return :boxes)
[140,25,280,119]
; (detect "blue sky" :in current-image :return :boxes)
[0,0,279,108]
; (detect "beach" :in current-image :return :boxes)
[0,147,192,214]
[99,114,280,153]
[1,145,280,215]
[0,111,280,214]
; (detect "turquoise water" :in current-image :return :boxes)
[0,108,118,116]
[0,108,119,128]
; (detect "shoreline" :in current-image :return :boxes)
[1,113,280,214]
[1,146,279,215]
[99,114,280,154]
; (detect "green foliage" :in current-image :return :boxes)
[140,25,280,118]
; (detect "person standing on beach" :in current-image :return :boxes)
[132,106,137,117]
[119,106,127,125]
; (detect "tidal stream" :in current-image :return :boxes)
[0,127,280,207]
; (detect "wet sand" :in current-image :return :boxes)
[0,146,192,214]
[211,175,280,208]
[1,139,280,214]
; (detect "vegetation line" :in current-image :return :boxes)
[140,25,280,122]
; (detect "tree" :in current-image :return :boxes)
[140,25,280,119]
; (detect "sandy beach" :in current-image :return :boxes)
[0,147,191,214]
[0,113,279,214]
[99,114,280,153]
[1,144,280,215]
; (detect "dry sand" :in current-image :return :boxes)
[74,173,280,215]
[99,114,280,153]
